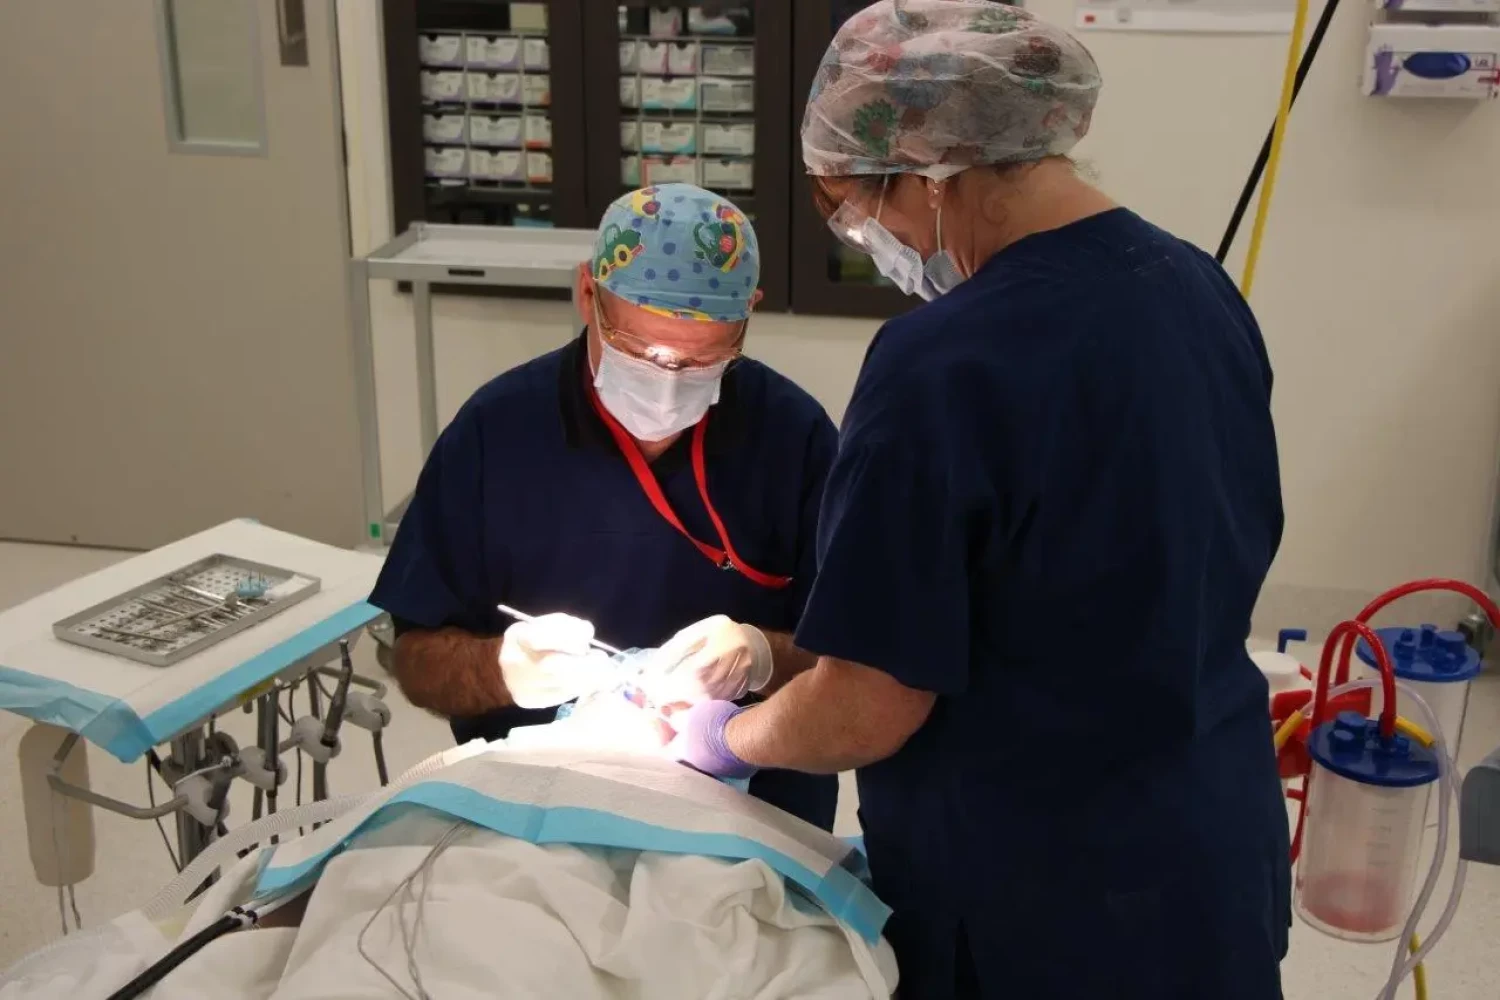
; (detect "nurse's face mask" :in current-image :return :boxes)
[828,176,964,301]
[591,293,744,442]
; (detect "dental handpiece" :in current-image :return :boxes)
[496,604,623,657]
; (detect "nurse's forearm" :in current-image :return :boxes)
[758,630,818,695]
[392,628,510,718]
[726,657,936,774]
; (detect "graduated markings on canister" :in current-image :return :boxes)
[1294,711,1440,943]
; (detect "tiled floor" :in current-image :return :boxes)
[1,540,1496,997]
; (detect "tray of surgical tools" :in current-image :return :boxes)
[52,555,322,667]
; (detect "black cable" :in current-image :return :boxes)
[374,731,390,787]
[104,911,253,1000]
[144,751,181,873]
[313,672,335,704]
[291,683,306,836]
[1214,0,1343,264]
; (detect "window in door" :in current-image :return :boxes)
[156,0,266,154]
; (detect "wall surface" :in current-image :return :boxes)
[337,0,1500,632]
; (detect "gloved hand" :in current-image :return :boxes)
[499,613,615,709]
[641,615,773,706]
[666,700,757,779]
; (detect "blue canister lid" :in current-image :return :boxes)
[1307,711,1440,788]
[1354,625,1481,684]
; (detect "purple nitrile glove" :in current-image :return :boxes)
[1373,47,1401,96]
[667,700,757,780]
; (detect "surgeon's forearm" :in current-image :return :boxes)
[392,628,510,718]
[726,657,936,774]
[758,630,818,696]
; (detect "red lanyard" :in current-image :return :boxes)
[586,381,792,591]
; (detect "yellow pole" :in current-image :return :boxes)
[1239,0,1311,298]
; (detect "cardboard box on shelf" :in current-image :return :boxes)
[700,77,754,113]
[642,155,699,186]
[702,44,754,77]
[510,3,549,32]
[703,122,754,156]
[641,120,698,155]
[702,157,754,191]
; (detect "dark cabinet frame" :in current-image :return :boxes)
[787,0,912,320]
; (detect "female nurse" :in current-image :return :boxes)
[669,3,1291,997]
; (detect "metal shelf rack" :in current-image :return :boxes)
[350,223,598,544]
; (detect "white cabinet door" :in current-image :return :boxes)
[0,0,364,548]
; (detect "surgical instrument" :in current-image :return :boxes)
[496,604,623,656]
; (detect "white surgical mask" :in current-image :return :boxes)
[862,217,926,298]
[839,179,965,302]
[594,339,726,442]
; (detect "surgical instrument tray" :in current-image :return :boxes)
[52,555,321,667]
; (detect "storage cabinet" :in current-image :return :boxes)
[385,0,590,232]
[582,2,793,311]
[381,0,904,318]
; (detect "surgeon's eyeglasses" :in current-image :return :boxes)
[593,298,746,373]
[826,176,891,253]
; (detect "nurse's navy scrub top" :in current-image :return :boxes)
[370,333,840,830]
[796,209,1291,999]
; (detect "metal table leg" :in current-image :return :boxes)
[348,257,386,545]
[169,730,210,866]
[413,280,439,458]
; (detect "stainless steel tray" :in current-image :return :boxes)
[52,554,321,667]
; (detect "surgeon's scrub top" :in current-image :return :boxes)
[371,333,839,830]
[796,209,1290,998]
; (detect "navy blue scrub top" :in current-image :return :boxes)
[370,332,839,831]
[796,210,1290,999]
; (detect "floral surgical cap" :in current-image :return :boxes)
[592,183,759,323]
[802,0,1102,180]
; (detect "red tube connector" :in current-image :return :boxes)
[1283,577,1500,863]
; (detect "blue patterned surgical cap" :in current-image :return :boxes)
[591,184,760,323]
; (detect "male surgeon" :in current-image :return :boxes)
[369,184,839,829]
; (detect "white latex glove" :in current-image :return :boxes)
[641,615,773,706]
[499,613,615,709]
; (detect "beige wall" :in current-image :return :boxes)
[337,2,1500,631]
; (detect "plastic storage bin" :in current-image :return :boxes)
[467,35,522,70]
[420,70,466,103]
[418,34,464,67]
[1295,712,1439,942]
[423,113,467,144]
